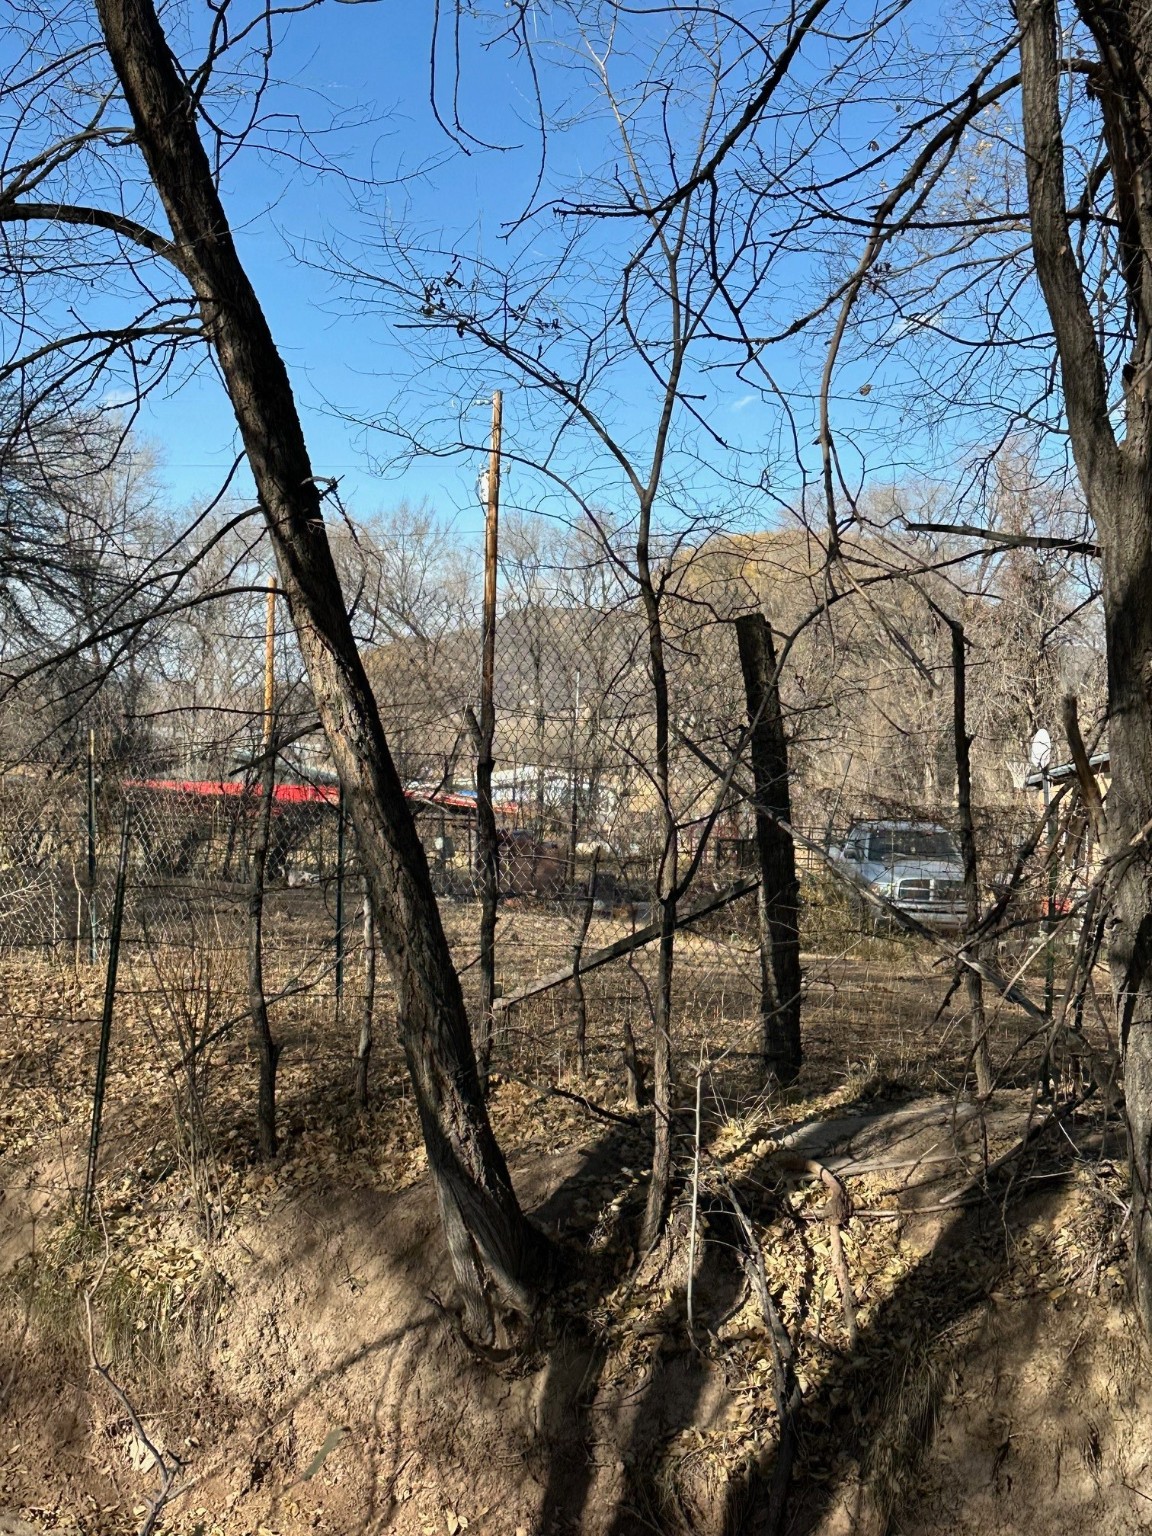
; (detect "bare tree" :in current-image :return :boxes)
[346,13,818,1247]
[1014,0,1152,1331]
[0,0,548,1336]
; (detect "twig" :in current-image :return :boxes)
[84,1248,186,1536]
[721,1176,799,1536]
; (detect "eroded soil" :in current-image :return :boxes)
[0,932,1142,1535]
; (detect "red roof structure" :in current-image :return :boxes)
[127,778,517,816]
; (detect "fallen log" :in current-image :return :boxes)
[493,874,759,1014]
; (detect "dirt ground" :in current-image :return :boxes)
[0,912,1144,1535]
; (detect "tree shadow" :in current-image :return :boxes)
[721,1140,1082,1534]
[521,1088,1109,1536]
[524,1114,655,1532]
[522,1081,911,1533]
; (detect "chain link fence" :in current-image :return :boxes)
[0,512,1091,1107]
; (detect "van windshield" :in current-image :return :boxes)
[867,829,956,862]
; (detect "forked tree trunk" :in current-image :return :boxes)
[94,0,548,1337]
[735,614,803,1086]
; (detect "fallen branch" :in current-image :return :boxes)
[540,1081,641,1127]
[85,1252,185,1535]
[675,728,1049,1020]
[800,1158,857,1348]
[494,874,758,1014]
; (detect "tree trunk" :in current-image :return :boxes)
[475,397,501,1090]
[1015,0,1152,1331]
[637,575,677,1252]
[249,748,280,1157]
[1101,506,1152,1330]
[948,619,992,1098]
[95,0,548,1337]
[735,614,803,1086]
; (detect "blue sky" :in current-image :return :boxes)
[138,1,538,530]
[5,0,1045,538]
[132,0,908,535]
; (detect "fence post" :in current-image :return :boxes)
[735,613,803,1086]
[86,727,98,964]
[949,618,992,1097]
[82,803,132,1228]
[335,782,346,1005]
[1042,765,1057,1019]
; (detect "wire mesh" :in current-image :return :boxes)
[0,509,1095,1107]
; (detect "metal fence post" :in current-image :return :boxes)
[86,727,98,964]
[335,782,346,1005]
[82,802,132,1228]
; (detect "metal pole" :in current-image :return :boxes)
[567,668,581,884]
[82,804,132,1228]
[335,782,346,1005]
[86,727,97,964]
[258,573,276,886]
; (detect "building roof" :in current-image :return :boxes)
[1022,752,1110,791]
[127,776,518,816]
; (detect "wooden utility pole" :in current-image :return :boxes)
[476,392,502,1088]
[263,576,276,746]
[735,614,802,1085]
[250,575,280,1156]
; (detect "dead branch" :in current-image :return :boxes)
[720,1175,800,1536]
[84,1252,185,1536]
[906,521,1101,557]
[1062,692,1107,841]
[494,873,758,1013]
[770,1154,858,1348]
